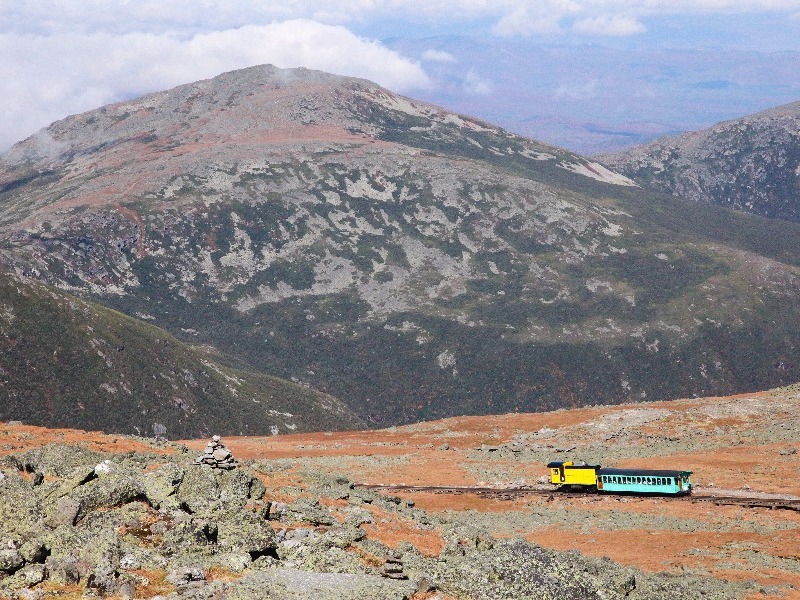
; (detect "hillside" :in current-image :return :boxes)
[0,382,798,598]
[2,65,800,426]
[598,100,800,222]
[0,269,363,437]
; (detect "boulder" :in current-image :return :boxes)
[216,510,277,556]
[176,466,221,513]
[248,475,266,501]
[141,463,185,511]
[0,563,46,591]
[284,498,335,526]
[44,496,81,528]
[0,549,24,574]
[223,568,418,600]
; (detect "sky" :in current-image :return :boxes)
[1,1,800,153]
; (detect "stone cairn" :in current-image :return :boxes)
[193,435,236,469]
[380,551,408,580]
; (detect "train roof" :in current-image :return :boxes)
[598,467,692,477]
[547,461,601,469]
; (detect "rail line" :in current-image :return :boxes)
[356,484,800,511]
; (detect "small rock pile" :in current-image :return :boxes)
[380,551,408,580]
[193,435,236,469]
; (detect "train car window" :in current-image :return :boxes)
[656,478,662,485]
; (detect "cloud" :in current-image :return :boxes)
[3,0,800,150]
[463,70,493,95]
[492,3,574,36]
[573,14,646,36]
[422,49,457,63]
[0,20,430,150]
[555,79,599,100]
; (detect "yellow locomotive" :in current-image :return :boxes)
[548,461,600,489]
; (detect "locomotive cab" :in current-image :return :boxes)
[547,461,600,489]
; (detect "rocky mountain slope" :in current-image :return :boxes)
[1,380,799,599]
[2,65,800,427]
[0,269,363,437]
[598,100,800,222]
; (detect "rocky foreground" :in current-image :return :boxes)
[0,436,744,600]
[6,377,800,600]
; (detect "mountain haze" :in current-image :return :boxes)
[598,100,800,222]
[2,65,800,428]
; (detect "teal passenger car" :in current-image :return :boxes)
[597,468,692,495]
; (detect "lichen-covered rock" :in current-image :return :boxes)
[432,538,617,600]
[223,568,418,600]
[160,517,218,556]
[7,445,104,478]
[284,498,335,526]
[0,549,24,574]
[1,562,47,591]
[217,551,253,573]
[176,465,221,513]
[18,539,47,564]
[0,471,46,536]
[277,526,367,575]
[140,462,185,510]
[248,475,266,501]
[214,508,276,556]
[218,469,252,505]
[43,496,81,528]
[66,465,146,519]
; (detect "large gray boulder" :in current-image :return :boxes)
[224,568,418,600]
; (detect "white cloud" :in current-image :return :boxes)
[0,20,429,150]
[573,14,646,36]
[492,3,574,36]
[422,49,457,63]
[463,70,493,95]
[7,1,800,39]
[2,0,800,150]
[555,79,599,100]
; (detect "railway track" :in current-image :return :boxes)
[356,484,800,511]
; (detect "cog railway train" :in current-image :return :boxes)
[548,461,693,495]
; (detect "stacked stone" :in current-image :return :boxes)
[380,551,408,580]
[193,435,236,469]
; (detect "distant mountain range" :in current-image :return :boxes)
[598,100,800,222]
[1,65,799,433]
[385,37,800,154]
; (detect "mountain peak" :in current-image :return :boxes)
[598,98,800,222]
[2,66,798,430]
